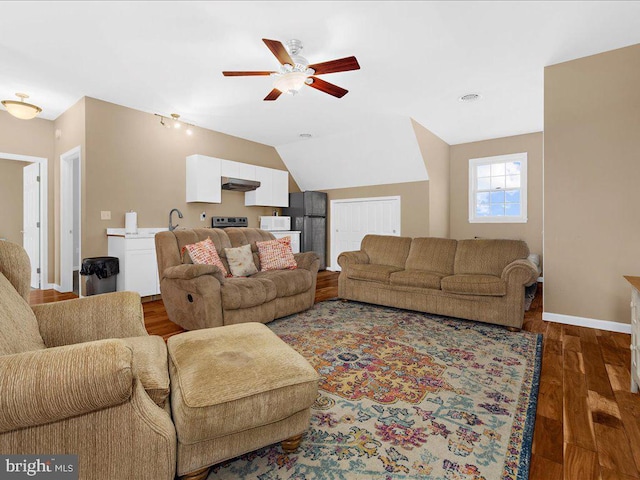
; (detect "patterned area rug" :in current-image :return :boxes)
[210,300,542,480]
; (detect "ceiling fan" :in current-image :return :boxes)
[222,38,360,101]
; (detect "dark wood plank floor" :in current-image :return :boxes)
[30,272,640,479]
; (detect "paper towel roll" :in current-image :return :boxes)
[125,211,138,234]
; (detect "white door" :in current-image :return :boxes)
[330,196,401,270]
[23,162,40,288]
[60,147,81,293]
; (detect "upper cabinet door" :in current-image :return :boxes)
[245,167,289,207]
[220,160,256,181]
[186,155,221,203]
[245,166,272,206]
[271,169,289,207]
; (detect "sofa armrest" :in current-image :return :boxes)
[338,250,370,269]
[163,264,226,284]
[294,252,320,272]
[0,340,133,433]
[501,259,539,286]
[33,291,146,348]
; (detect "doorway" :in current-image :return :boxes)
[0,153,48,289]
[329,196,401,270]
[60,146,81,295]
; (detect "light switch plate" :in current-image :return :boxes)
[101,211,111,220]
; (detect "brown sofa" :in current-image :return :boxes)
[155,227,320,331]
[338,235,538,329]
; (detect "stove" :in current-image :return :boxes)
[211,216,248,228]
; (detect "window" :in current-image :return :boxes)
[469,153,527,223]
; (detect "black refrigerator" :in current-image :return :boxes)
[284,191,327,270]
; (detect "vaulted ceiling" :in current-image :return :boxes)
[1,1,639,188]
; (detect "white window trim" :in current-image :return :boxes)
[468,152,528,224]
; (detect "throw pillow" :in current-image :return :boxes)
[181,237,228,276]
[224,243,259,277]
[256,237,297,271]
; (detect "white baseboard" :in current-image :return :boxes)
[542,312,632,334]
[51,284,63,292]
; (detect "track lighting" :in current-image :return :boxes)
[155,113,195,136]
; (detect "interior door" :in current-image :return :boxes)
[330,196,401,270]
[23,162,40,288]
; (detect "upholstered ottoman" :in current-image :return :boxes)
[167,322,319,480]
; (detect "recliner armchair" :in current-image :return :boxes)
[0,240,176,479]
[0,241,319,480]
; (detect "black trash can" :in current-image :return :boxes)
[80,256,119,295]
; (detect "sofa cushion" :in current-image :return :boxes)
[361,235,412,268]
[406,238,457,275]
[252,269,313,298]
[454,239,529,276]
[389,270,444,289]
[221,277,277,310]
[0,273,46,355]
[347,264,403,284]
[441,274,507,296]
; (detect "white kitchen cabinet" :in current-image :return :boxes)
[245,166,289,207]
[220,160,256,181]
[186,154,221,203]
[271,169,289,207]
[108,233,161,297]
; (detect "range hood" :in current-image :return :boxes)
[221,177,261,192]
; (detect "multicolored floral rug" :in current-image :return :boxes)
[209,300,542,480]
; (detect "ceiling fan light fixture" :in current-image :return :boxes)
[274,71,308,95]
[1,93,42,120]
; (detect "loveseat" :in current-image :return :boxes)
[338,235,538,329]
[155,228,320,331]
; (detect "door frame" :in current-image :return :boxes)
[0,152,48,289]
[60,146,82,293]
[329,195,401,271]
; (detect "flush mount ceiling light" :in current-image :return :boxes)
[458,93,482,103]
[1,93,42,120]
[155,113,194,136]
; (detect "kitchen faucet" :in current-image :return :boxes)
[169,208,183,231]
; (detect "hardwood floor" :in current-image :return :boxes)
[30,271,640,479]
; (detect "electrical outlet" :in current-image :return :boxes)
[200,212,206,221]
[101,211,111,220]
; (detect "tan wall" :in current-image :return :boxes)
[544,44,640,324]
[0,159,29,244]
[53,97,86,286]
[0,111,55,283]
[82,97,295,261]
[449,132,543,262]
[412,119,450,237]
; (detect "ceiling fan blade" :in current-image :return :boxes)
[262,38,295,66]
[307,77,348,98]
[308,56,360,75]
[222,71,275,76]
[264,89,282,101]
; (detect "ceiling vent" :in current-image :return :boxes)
[459,93,482,102]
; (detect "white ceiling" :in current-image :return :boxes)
[1,1,639,149]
